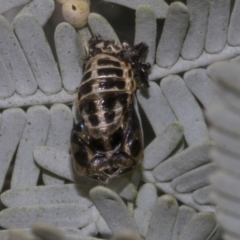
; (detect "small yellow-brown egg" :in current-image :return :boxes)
[62,0,90,28]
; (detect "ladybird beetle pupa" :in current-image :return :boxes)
[62,0,90,28]
[71,37,151,183]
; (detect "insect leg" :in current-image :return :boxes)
[133,43,151,88]
[71,121,93,176]
[124,102,144,161]
[110,102,144,175]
